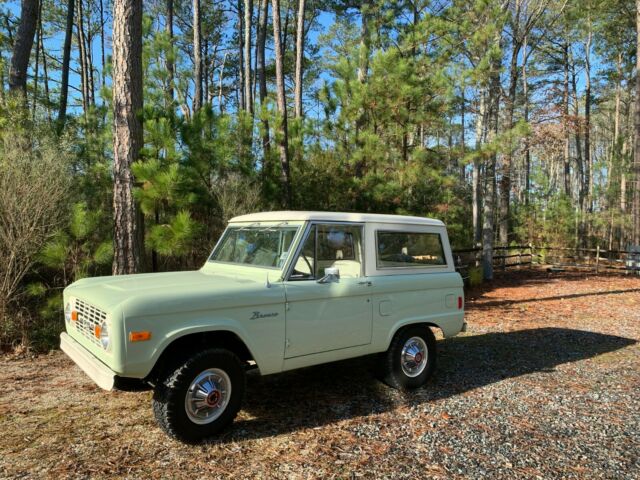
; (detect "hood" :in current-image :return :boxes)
[65,270,267,314]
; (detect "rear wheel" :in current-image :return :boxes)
[379,325,436,390]
[152,348,245,443]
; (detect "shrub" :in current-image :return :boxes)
[0,116,72,349]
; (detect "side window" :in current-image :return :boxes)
[316,225,363,278]
[377,231,446,268]
[289,224,363,280]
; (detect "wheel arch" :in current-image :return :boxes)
[385,321,441,351]
[147,330,256,383]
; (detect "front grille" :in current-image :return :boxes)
[74,299,106,347]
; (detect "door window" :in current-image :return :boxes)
[289,224,363,280]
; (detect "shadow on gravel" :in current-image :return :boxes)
[464,269,639,304]
[216,327,635,444]
[469,287,640,309]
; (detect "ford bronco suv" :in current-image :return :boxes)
[61,211,465,442]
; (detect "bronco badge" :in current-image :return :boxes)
[250,311,279,320]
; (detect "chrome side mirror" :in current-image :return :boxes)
[317,267,340,284]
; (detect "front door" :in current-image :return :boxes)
[284,223,373,358]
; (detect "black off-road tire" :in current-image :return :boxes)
[152,348,245,443]
[379,325,437,390]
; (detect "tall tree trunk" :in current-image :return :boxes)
[634,0,640,245]
[39,23,49,110]
[570,52,584,209]
[257,0,270,169]
[460,89,466,182]
[84,2,95,107]
[272,0,292,207]
[473,91,486,245]
[243,0,253,114]
[483,39,502,281]
[193,0,203,112]
[204,41,209,105]
[32,0,41,117]
[238,0,245,111]
[584,25,592,216]
[563,41,571,196]
[294,0,305,118]
[9,0,38,95]
[218,52,228,113]
[112,0,143,275]
[166,0,174,104]
[57,0,74,126]
[522,43,531,206]
[498,42,520,245]
[76,0,88,114]
[99,0,106,89]
[358,1,370,83]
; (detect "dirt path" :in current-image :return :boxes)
[1,270,639,479]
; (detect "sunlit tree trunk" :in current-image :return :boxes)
[112,0,143,274]
[522,35,530,206]
[165,0,174,105]
[57,0,74,126]
[32,0,41,117]
[584,22,592,216]
[237,0,245,111]
[9,0,38,96]
[294,0,305,118]
[634,0,640,244]
[483,34,502,281]
[563,41,571,197]
[76,0,88,114]
[473,91,485,245]
[257,0,270,169]
[272,0,292,207]
[244,0,253,115]
[193,0,202,112]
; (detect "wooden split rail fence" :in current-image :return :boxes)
[452,244,640,279]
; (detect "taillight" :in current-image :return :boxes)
[458,296,463,309]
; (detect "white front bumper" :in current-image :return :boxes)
[60,332,115,391]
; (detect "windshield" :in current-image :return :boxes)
[208,225,299,269]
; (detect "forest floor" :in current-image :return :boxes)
[1,269,639,479]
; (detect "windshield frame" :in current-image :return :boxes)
[206,221,304,272]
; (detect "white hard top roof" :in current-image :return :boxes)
[229,210,445,227]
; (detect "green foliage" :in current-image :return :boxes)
[146,210,200,257]
[1,0,637,352]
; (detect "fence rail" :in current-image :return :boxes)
[452,244,640,278]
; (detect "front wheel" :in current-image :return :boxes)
[152,348,245,443]
[379,325,437,390]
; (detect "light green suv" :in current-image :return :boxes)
[61,211,465,442]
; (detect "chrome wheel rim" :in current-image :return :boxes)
[185,368,231,425]
[401,336,428,378]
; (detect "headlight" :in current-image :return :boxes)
[94,321,110,350]
[64,301,73,323]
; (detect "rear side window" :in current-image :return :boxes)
[376,231,446,268]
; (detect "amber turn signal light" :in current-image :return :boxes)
[71,310,78,321]
[129,331,152,342]
[94,325,102,338]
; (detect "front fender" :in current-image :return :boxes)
[121,304,286,378]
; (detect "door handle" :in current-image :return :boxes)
[357,281,372,286]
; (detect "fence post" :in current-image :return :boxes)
[595,245,600,274]
[529,244,534,268]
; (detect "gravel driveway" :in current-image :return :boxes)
[1,270,639,479]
